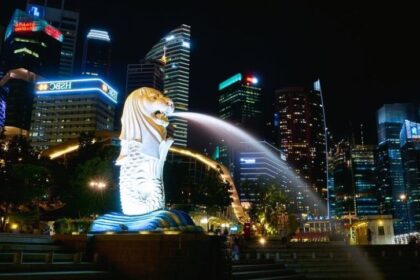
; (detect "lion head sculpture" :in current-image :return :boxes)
[117,87,174,162]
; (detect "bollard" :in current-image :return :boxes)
[276,252,280,262]
[293,252,297,259]
[13,252,22,264]
[398,250,402,257]
[265,253,270,260]
[381,250,386,257]
[73,252,82,263]
[256,252,261,260]
[312,252,316,259]
[93,252,100,264]
[246,252,250,260]
[329,252,334,259]
[45,252,53,264]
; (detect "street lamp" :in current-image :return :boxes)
[89,180,107,190]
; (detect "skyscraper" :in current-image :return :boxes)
[1,9,63,76]
[219,73,262,133]
[81,29,111,78]
[26,0,79,77]
[0,9,62,132]
[126,59,164,96]
[274,80,327,214]
[30,78,118,149]
[145,24,191,147]
[331,141,379,218]
[217,73,262,169]
[376,103,419,233]
[400,120,420,231]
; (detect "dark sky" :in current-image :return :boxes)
[1,1,419,147]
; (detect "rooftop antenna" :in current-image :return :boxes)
[360,123,364,146]
[160,46,168,65]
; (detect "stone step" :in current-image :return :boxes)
[0,234,54,245]
[233,268,297,280]
[0,263,101,273]
[246,275,306,280]
[0,243,66,252]
[232,263,285,272]
[0,270,113,280]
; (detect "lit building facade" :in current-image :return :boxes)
[81,29,111,78]
[0,10,62,131]
[145,24,191,147]
[234,141,310,215]
[218,73,262,168]
[26,0,79,77]
[30,78,118,149]
[274,80,327,214]
[126,59,164,96]
[400,120,420,231]
[376,103,419,233]
[1,9,63,76]
[351,145,379,216]
[331,141,379,218]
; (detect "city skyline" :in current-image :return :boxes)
[1,1,419,148]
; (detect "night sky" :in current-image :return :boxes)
[1,1,419,148]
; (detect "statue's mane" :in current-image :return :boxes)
[119,88,166,143]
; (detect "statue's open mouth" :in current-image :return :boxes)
[154,110,169,126]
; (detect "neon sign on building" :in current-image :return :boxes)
[5,10,63,42]
[35,78,118,104]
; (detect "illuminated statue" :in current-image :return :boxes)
[91,88,198,232]
[116,87,174,215]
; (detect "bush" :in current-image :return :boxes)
[54,218,92,234]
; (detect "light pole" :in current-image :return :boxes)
[88,180,107,217]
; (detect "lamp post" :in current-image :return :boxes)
[88,180,107,217]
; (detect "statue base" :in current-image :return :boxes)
[90,209,202,233]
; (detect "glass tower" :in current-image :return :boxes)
[145,24,191,147]
[26,0,79,77]
[81,29,111,78]
[274,81,327,215]
[400,120,420,231]
[376,103,419,234]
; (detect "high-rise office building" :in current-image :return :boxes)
[274,80,327,213]
[400,120,420,231]
[30,78,118,149]
[351,145,379,216]
[331,141,379,217]
[81,29,111,78]
[219,73,262,133]
[1,9,63,76]
[218,73,262,169]
[26,0,79,77]
[0,10,62,131]
[376,103,419,233]
[126,59,164,96]
[145,24,191,147]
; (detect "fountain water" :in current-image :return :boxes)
[172,111,383,280]
[171,111,326,215]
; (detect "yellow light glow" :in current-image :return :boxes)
[259,237,266,246]
[49,144,79,159]
[378,220,383,226]
[10,223,18,230]
[163,230,181,235]
[104,231,114,235]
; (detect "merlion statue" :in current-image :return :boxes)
[117,87,174,215]
[90,87,199,233]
